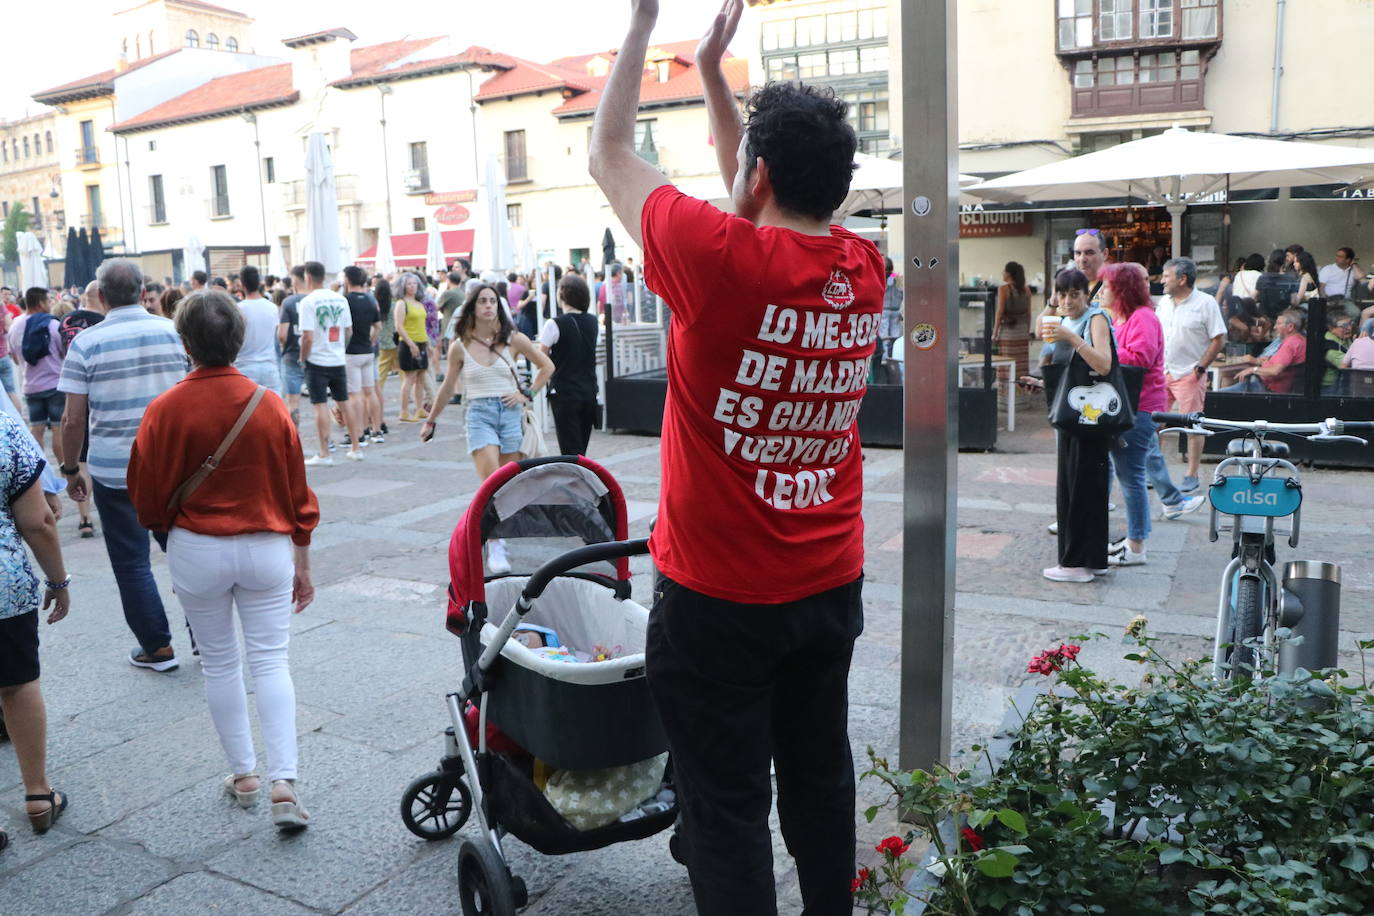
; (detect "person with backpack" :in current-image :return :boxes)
[7,288,67,467]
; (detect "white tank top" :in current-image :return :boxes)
[459,339,519,400]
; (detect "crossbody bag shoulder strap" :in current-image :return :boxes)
[493,344,525,392]
[165,385,267,515]
[565,313,596,360]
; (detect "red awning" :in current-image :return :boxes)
[356,229,474,267]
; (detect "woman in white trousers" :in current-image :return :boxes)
[129,290,320,831]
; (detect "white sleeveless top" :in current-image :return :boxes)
[459,339,519,400]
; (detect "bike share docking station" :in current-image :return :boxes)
[1278,561,1342,673]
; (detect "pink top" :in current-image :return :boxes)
[1113,306,1168,413]
[1345,336,1374,370]
[1263,332,1307,393]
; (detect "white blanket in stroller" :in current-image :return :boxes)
[544,753,668,831]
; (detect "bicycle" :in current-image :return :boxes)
[1152,412,1373,679]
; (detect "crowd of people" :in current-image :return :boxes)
[0,245,607,853]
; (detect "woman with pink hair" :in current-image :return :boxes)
[1099,262,1204,569]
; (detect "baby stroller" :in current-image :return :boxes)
[399,455,678,914]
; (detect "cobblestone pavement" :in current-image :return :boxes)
[2,410,1371,914]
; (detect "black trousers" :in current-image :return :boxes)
[646,574,864,916]
[1056,432,1111,569]
[549,396,596,456]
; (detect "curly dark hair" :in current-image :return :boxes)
[744,82,857,222]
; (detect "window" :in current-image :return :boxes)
[827,12,857,43]
[842,88,892,154]
[185,29,199,48]
[634,119,659,167]
[122,38,129,58]
[1074,60,1095,87]
[226,36,238,52]
[1098,55,1135,86]
[262,157,275,184]
[79,120,96,164]
[2,143,6,163]
[798,52,827,79]
[766,56,799,81]
[22,137,28,158]
[1058,0,1093,50]
[795,16,824,47]
[149,174,166,224]
[857,6,887,39]
[408,141,429,191]
[10,141,16,160]
[1182,0,1219,39]
[135,34,141,59]
[859,45,889,73]
[148,140,156,151]
[1140,0,1174,38]
[507,203,522,228]
[44,131,52,154]
[87,185,103,228]
[32,134,40,156]
[1100,0,1133,41]
[205,33,219,50]
[1179,48,1201,79]
[148,30,154,55]
[210,164,229,216]
[1139,51,1178,82]
[412,217,425,231]
[31,198,40,229]
[504,130,527,181]
[827,48,859,76]
[1,203,7,218]
[762,20,794,51]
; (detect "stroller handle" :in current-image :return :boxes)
[517,538,651,610]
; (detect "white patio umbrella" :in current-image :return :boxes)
[267,237,288,277]
[16,232,47,290]
[518,230,536,274]
[181,234,205,282]
[424,222,446,276]
[373,231,396,276]
[965,126,1374,257]
[471,154,514,273]
[303,132,342,274]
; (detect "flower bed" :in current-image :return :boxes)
[854,621,1374,915]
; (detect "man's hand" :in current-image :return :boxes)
[66,470,89,503]
[697,0,742,68]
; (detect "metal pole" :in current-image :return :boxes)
[1270,0,1287,134]
[251,112,268,249]
[378,85,394,235]
[899,0,958,772]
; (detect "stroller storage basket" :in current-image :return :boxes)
[463,576,668,771]
[486,752,678,855]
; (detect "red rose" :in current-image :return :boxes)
[851,866,870,893]
[876,836,910,857]
[960,827,985,851]
[1059,643,1081,660]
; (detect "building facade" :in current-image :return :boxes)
[0,113,65,256]
[114,0,255,62]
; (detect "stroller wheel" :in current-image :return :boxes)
[401,770,472,840]
[458,838,518,916]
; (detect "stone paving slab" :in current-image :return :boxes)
[3,416,1372,914]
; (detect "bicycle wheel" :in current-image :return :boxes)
[1229,576,1263,677]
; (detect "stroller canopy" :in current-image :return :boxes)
[447,456,632,634]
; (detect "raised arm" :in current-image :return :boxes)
[588,0,670,248]
[697,0,745,193]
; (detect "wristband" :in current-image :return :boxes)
[523,388,534,400]
[60,464,80,476]
[45,575,71,591]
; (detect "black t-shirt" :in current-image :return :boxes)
[279,294,303,359]
[58,308,104,356]
[345,291,380,354]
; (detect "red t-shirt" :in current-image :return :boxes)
[1262,332,1307,393]
[641,186,884,603]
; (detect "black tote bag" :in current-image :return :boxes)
[1048,316,1136,438]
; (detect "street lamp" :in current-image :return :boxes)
[241,109,269,249]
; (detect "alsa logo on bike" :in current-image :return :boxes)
[1231,489,1279,506]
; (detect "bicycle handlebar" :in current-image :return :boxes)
[1151,412,1200,428]
[1150,413,1372,443]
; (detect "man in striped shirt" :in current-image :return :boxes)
[58,259,187,672]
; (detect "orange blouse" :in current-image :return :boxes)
[129,367,319,546]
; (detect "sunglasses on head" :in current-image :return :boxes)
[1075,229,1102,237]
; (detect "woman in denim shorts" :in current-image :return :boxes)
[422,283,553,572]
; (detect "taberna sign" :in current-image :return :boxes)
[958,207,1032,238]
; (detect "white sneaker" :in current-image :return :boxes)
[1043,565,1094,583]
[1091,567,1112,576]
[345,450,365,461]
[304,455,334,467]
[1162,494,1205,520]
[1109,547,1147,567]
[486,539,511,575]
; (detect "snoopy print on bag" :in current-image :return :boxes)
[1066,382,1122,426]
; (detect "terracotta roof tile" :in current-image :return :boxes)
[550,57,749,116]
[332,42,515,88]
[109,63,296,133]
[33,49,182,103]
[472,56,595,102]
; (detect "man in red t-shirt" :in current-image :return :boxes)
[590,2,882,912]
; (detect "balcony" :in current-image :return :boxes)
[281,175,361,211]
[74,146,100,169]
[402,167,430,194]
[79,213,105,229]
